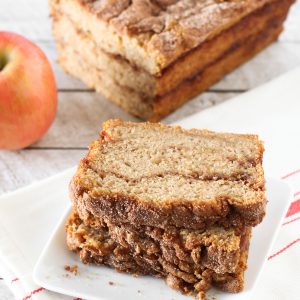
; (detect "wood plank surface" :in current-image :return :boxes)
[0,149,86,194]
[31,91,237,148]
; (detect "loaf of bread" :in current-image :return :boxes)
[49,0,295,120]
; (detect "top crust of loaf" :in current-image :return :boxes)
[103,119,263,143]
[51,0,276,74]
[70,119,266,229]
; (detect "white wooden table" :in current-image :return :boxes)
[0,1,300,298]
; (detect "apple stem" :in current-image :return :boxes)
[0,54,8,72]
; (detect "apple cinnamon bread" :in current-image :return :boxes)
[70,120,266,230]
[49,0,295,120]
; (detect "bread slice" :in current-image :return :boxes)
[66,211,250,295]
[75,207,249,274]
[70,120,266,229]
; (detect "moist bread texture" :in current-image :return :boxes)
[66,211,250,295]
[70,120,266,229]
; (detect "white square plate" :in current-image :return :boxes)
[33,177,292,300]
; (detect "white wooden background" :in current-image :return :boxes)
[0,0,300,298]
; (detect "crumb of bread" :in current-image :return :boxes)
[196,291,207,300]
[64,265,79,275]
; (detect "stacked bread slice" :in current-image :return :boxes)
[67,120,266,298]
[49,0,294,121]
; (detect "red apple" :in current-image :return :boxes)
[0,32,57,150]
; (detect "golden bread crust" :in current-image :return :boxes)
[78,0,276,71]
